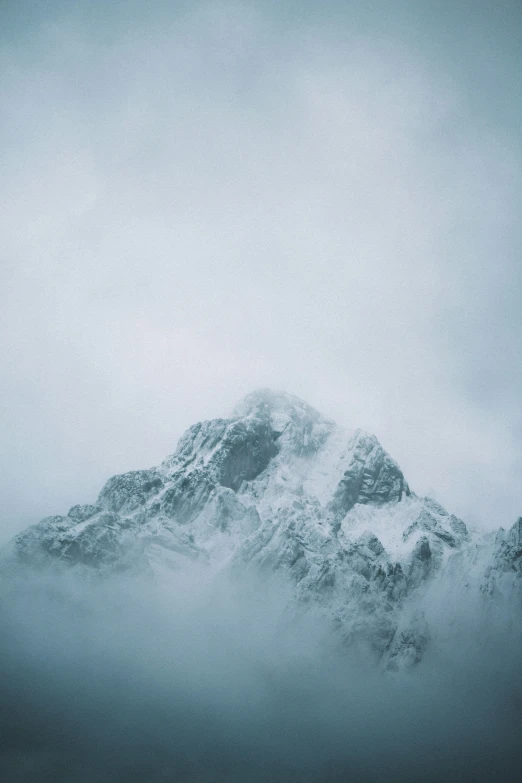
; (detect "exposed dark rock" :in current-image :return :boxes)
[98,469,164,514]
[67,504,102,523]
[328,431,408,519]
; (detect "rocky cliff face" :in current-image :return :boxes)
[3,389,520,668]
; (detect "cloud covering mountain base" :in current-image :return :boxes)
[1,564,521,783]
[2,392,521,781]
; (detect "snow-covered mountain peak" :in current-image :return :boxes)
[232,388,337,457]
[3,390,521,669]
[233,388,329,427]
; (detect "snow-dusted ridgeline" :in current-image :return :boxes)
[3,390,521,668]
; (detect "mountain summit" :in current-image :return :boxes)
[4,390,521,668]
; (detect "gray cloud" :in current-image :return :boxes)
[1,0,521,542]
[1,564,522,782]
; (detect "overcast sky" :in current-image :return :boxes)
[1,0,521,542]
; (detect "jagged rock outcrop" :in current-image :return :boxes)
[328,431,409,519]
[494,517,522,574]
[2,389,520,668]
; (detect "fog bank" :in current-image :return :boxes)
[1,565,521,782]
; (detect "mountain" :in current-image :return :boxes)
[3,389,521,668]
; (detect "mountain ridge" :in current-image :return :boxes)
[3,389,521,669]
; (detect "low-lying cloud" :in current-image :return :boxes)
[1,564,521,782]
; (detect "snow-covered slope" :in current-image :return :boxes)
[3,389,521,667]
